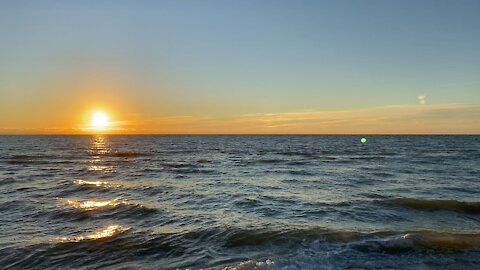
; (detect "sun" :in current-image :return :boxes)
[91,112,109,130]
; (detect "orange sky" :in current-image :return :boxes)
[1,102,479,134]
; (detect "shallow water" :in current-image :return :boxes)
[0,135,479,269]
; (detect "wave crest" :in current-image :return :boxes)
[388,198,480,213]
[221,259,274,270]
[59,225,130,242]
[403,231,480,251]
[105,151,144,157]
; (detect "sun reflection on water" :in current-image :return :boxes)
[73,179,136,188]
[87,135,112,172]
[65,198,126,210]
[91,135,107,153]
[59,225,129,242]
[74,179,114,187]
[87,164,114,172]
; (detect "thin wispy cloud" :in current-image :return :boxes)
[230,103,479,134]
[418,95,426,105]
[121,103,480,134]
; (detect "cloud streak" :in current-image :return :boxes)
[123,103,480,134]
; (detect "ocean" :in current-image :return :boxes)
[0,135,479,269]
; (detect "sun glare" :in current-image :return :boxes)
[91,112,108,130]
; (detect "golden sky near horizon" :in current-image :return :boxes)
[1,97,479,134]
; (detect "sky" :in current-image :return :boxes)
[0,0,479,134]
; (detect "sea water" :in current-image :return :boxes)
[0,135,479,269]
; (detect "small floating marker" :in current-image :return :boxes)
[361,138,367,143]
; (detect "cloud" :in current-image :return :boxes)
[240,103,480,134]
[127,103,480,134]
[418,95,426,105]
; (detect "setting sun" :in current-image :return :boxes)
[91,112,108,130]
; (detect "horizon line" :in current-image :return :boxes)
[0,133,479,136]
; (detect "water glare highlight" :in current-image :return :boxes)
[59,225,129,242]
[73,179,121,188]
[65,198,127,210]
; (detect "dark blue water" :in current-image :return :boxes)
[0,135,479,269]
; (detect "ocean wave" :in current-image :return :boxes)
[286,170,315,176]
[0,225,133,269]
[220,259,274,270]
[257,159,285,164]
[10,154,45,160]
[233,197,263,207]
[209,226,480,252]
[222,227,365,247]
[276,151,317,158]
[105,151,146,158]
[6,159,76,165]
[163,162,197,168]
[58,179,168,197]
[403,231,480,251]
[1,225,192,269]
[87,150,148,158]
[160,163,217,174]
[58,224,130,242]
[4,154,76,165]
[52,198,158,220]
[6,158,47,165]
[0,200,30,212]
[0,177,15,185]
[74,179,120,187]
[2,225,480,270]
[348,155,387,161]
[386,198,480,213]
[239,158,308,166]
[63,198,137,210]
[72,179,141,189]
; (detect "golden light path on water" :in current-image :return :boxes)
[87,135,112,172]
[91,135,107,154]
[55,135,131,243]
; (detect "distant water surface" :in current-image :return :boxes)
[0,135,479,269]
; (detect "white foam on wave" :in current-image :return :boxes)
[221,259,274,270]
